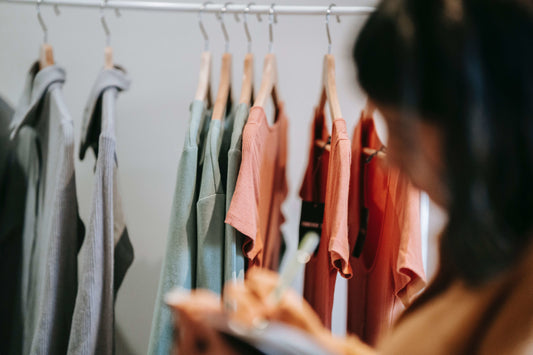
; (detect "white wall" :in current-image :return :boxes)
[0,1,444,353]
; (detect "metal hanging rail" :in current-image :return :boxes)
[1,0,375,16]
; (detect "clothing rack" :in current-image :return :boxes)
[1,0,375,16]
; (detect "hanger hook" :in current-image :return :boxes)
[198,1,212,51]
[230,3,240,23]
[268,3,277,53]
[217,2,231,52]
[243,2,254,53]
[326,4,340,54]
[253,3,262,22]
[100,0,111,47]
[36,0,48,43]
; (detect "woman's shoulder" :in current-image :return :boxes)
[379,243,533,355]
[477,242,533,354]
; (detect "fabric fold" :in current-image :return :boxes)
[300,109,352,329]
[347,111,426,345]
[13,62,84,355]
[148,100,211,355]
[68,66,133,355]
[225,104,288,270]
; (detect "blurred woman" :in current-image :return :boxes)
[172,1,533,353]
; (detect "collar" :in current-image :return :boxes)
[10,62,66,140]
[79,66,130,160]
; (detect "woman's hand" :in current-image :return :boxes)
[224,268,349,354]
[168,269,375,355]
[224,268,325,333]
[167,289,239,355]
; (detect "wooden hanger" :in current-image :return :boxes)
[39,43,54,70]
[363,98,376,118]
[194,3,214,106]
[239,53,254,105]
[314,54,341,152]
[318,5,342,122]
[239,3,256,105]
[361,99,385,159]
[195,51,213,107]
[318,54,342,122]
[363,147,386,159]
[104,45,113,69]
[314,5,343,151]
[211,3,234,121]
[36,0,54,70]
[254,53,279,109]
[99,0,116,70]
[211,53,232,121]
[254,5,279,110]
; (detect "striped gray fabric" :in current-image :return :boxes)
[10,63,85,355]
[68,67,133,355]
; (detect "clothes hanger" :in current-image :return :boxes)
[36,0,56,70]
[363,98,376,118]
[211,2,235,121]
[100,0,114,69]
[254,4,279,110]
[315,4,342,151]
[364,146,386,162]
[360,99,387,160]
[239,2,259,105]
[195,2,213,107]
[318,4,342,122]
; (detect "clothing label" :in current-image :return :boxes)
[299,201,324,254]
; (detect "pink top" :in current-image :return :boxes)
[300,108,352,329]
[347,111,426,345]
[225,104,288,270]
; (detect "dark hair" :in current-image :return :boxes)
[353,0,533,300]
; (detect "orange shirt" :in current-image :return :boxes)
[300,108,352,329]
[347,111,426,345]
[225,104,288,270]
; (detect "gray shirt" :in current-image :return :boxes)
[68,67,134,355]
[224,103,249,284]
[10,62,85,355]
[148,100,211,355]
[196,106,235,293]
